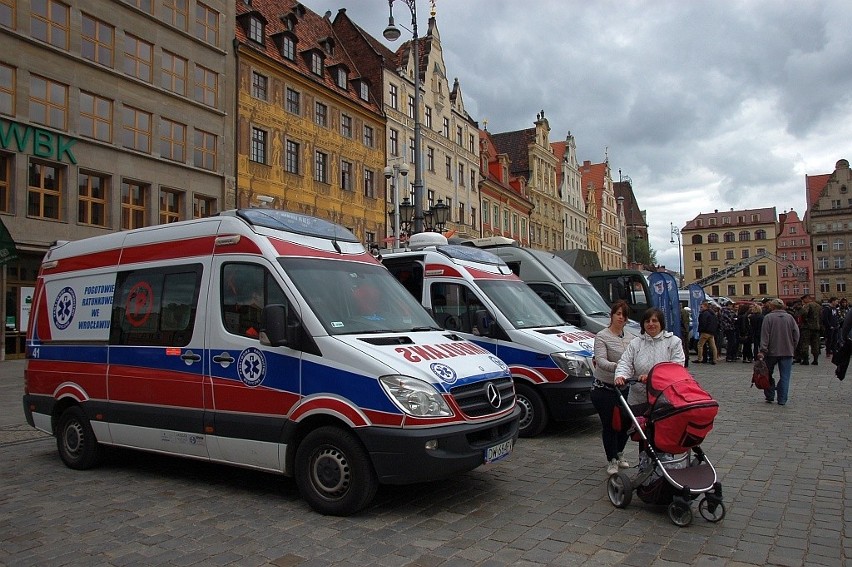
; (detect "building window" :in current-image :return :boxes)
[389,129,399,156]
[744,284,752,296]
[725,250,734,260]
[471,207,476,229]
[194,2,219,45]
[707,233,719,243]
[28,160,62,220]
[758,265,767,276]
[121,180,148,229]
[470,170,476,189]
[755,229,766,240]
[0,153,9,212]
[340,114,352,138]
[280,35,295,60]
[340,160,353,191]
[389,84,398,109]
[445,156,452,180]
[407,95,415,119]
[838,280,847,293]
[727,284,736,296]
[193,195,216,218]
[124,35,153,82]
[1,0,15,28]
[159,187,182,223]
[79,91,112,142]
[159,118,186,162]
[834,238,844,251]
[442,117,450,138]
[31,0,69,49]
[364,169,375,198]
[314,151,328,183]
[248,16,263,43]
[695,269,703,279]
[193,129,216,170]
[250,127,266,163]
[285,140,299,174]
[310,52,323,76]
[482,200,490,225]
[835,257,846,269]
[469,134,475,153]
[408,138,415,164]
[694,252,702,261]
[790,226,797,234]
[314,102,327,126]
[164,0,188,30]
[739,230,750,241]
[122,106,152,152]
[161,51,187,95]
[251,72,267,100]
[359,82,369,101]
[336,67,347,89]
[456,126,463,146]
[81,14,114,67]
[723,231,735,243]
[458,163,465,185]
[30,75,67,130]
[285,88,300,115]
[0,63,13,115]
[363,125,374,148]
[424,106,432,128]
[427,147,435,172]
[194,65,218,107]
[126,0,153,13]
[742,249,750,258]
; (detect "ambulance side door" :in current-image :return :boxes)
[428,280,500,354]
[107,263,208,457]
[205,257,302,471]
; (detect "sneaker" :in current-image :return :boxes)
[607,459,619,475]
[616,453,630,468]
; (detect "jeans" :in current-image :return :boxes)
[591,385,630,461]
[765,355,793,405]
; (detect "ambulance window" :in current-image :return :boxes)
[430,283,483,334]
[221,263,288,339]
[110,265,201,347]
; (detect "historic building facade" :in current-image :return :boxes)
[0,0,234,357]
[580,159,622,270]
[552,133,587,251]
[776,209,812,304]
[805,159,852,301]
[478,129,532,244]
[490,111,564,251]
[234,2,385,247]
[681,207,780,300]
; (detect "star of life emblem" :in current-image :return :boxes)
[237,347,267,387]
[53,287,76,330]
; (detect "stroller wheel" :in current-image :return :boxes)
[698,496,726,522]
[606,471,633,508]
[667,501,693,527]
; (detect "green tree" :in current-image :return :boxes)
[627,235,656,266]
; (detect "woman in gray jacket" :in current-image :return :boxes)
[615,308,686,412]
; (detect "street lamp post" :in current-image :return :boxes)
[383,158,409,249]
[384,0,424,234]
[670,223,683,288]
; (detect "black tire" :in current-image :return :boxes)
[295,426,378,516]
[667,500,693,527]
[607,471,633,508]
[698,496,726,522]
[56,406,101,470]
[515,382,548,438]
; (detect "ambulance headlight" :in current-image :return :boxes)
[379,375,453,417]
[551,352,593,378]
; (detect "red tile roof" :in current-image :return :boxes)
[682,207,777,231]
[806,173,831,208]
[489,128,535,178]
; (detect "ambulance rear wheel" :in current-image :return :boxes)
[56,406,101,470]
[295,426,378,516]
[515,383,547,438]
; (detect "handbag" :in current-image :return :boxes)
[751,359,771,390]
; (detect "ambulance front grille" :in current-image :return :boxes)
[450,377,515,417]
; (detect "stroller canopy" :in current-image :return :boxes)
[646,362,719,454]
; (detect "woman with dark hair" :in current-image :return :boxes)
[591,300,633,475]
[615,307,686,413]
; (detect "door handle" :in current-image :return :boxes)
[213,352,235,367]
[181,350,202,364]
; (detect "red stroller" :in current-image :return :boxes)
[606,362,726,526]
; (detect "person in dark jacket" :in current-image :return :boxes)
[693,301,719,364]
[721,304,738,361]
[737,303,753,362]
[749,303,764,362]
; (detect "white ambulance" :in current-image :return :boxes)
[382,234,597,438]
[23,209,519,516]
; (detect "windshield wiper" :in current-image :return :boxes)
[410,325,441,331]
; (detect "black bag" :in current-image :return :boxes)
[752,359,771,390]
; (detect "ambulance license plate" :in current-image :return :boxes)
[484,439,513,464]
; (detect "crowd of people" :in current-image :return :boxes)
[589,293,840,474]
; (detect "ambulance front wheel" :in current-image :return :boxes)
[295,426,378,516]
[515,383,547,438]
[56,406,101,470]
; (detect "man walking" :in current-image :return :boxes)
[798,294,821,364]
[758,298,800,405]
[693,300,719,364]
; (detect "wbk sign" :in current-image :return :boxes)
[0,118,77,164]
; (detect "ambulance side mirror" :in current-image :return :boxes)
[261,304,300,347]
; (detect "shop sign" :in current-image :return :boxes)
[0,118,77,164]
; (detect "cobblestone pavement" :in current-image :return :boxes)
[1,357,850,566]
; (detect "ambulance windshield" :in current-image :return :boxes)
[279,257,439,335]
[477,279,565,330]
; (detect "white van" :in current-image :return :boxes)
[382,234,597,438]
[24,209,519,516]
[459,237,640,336]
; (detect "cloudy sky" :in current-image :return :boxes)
[301,0,850,271]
